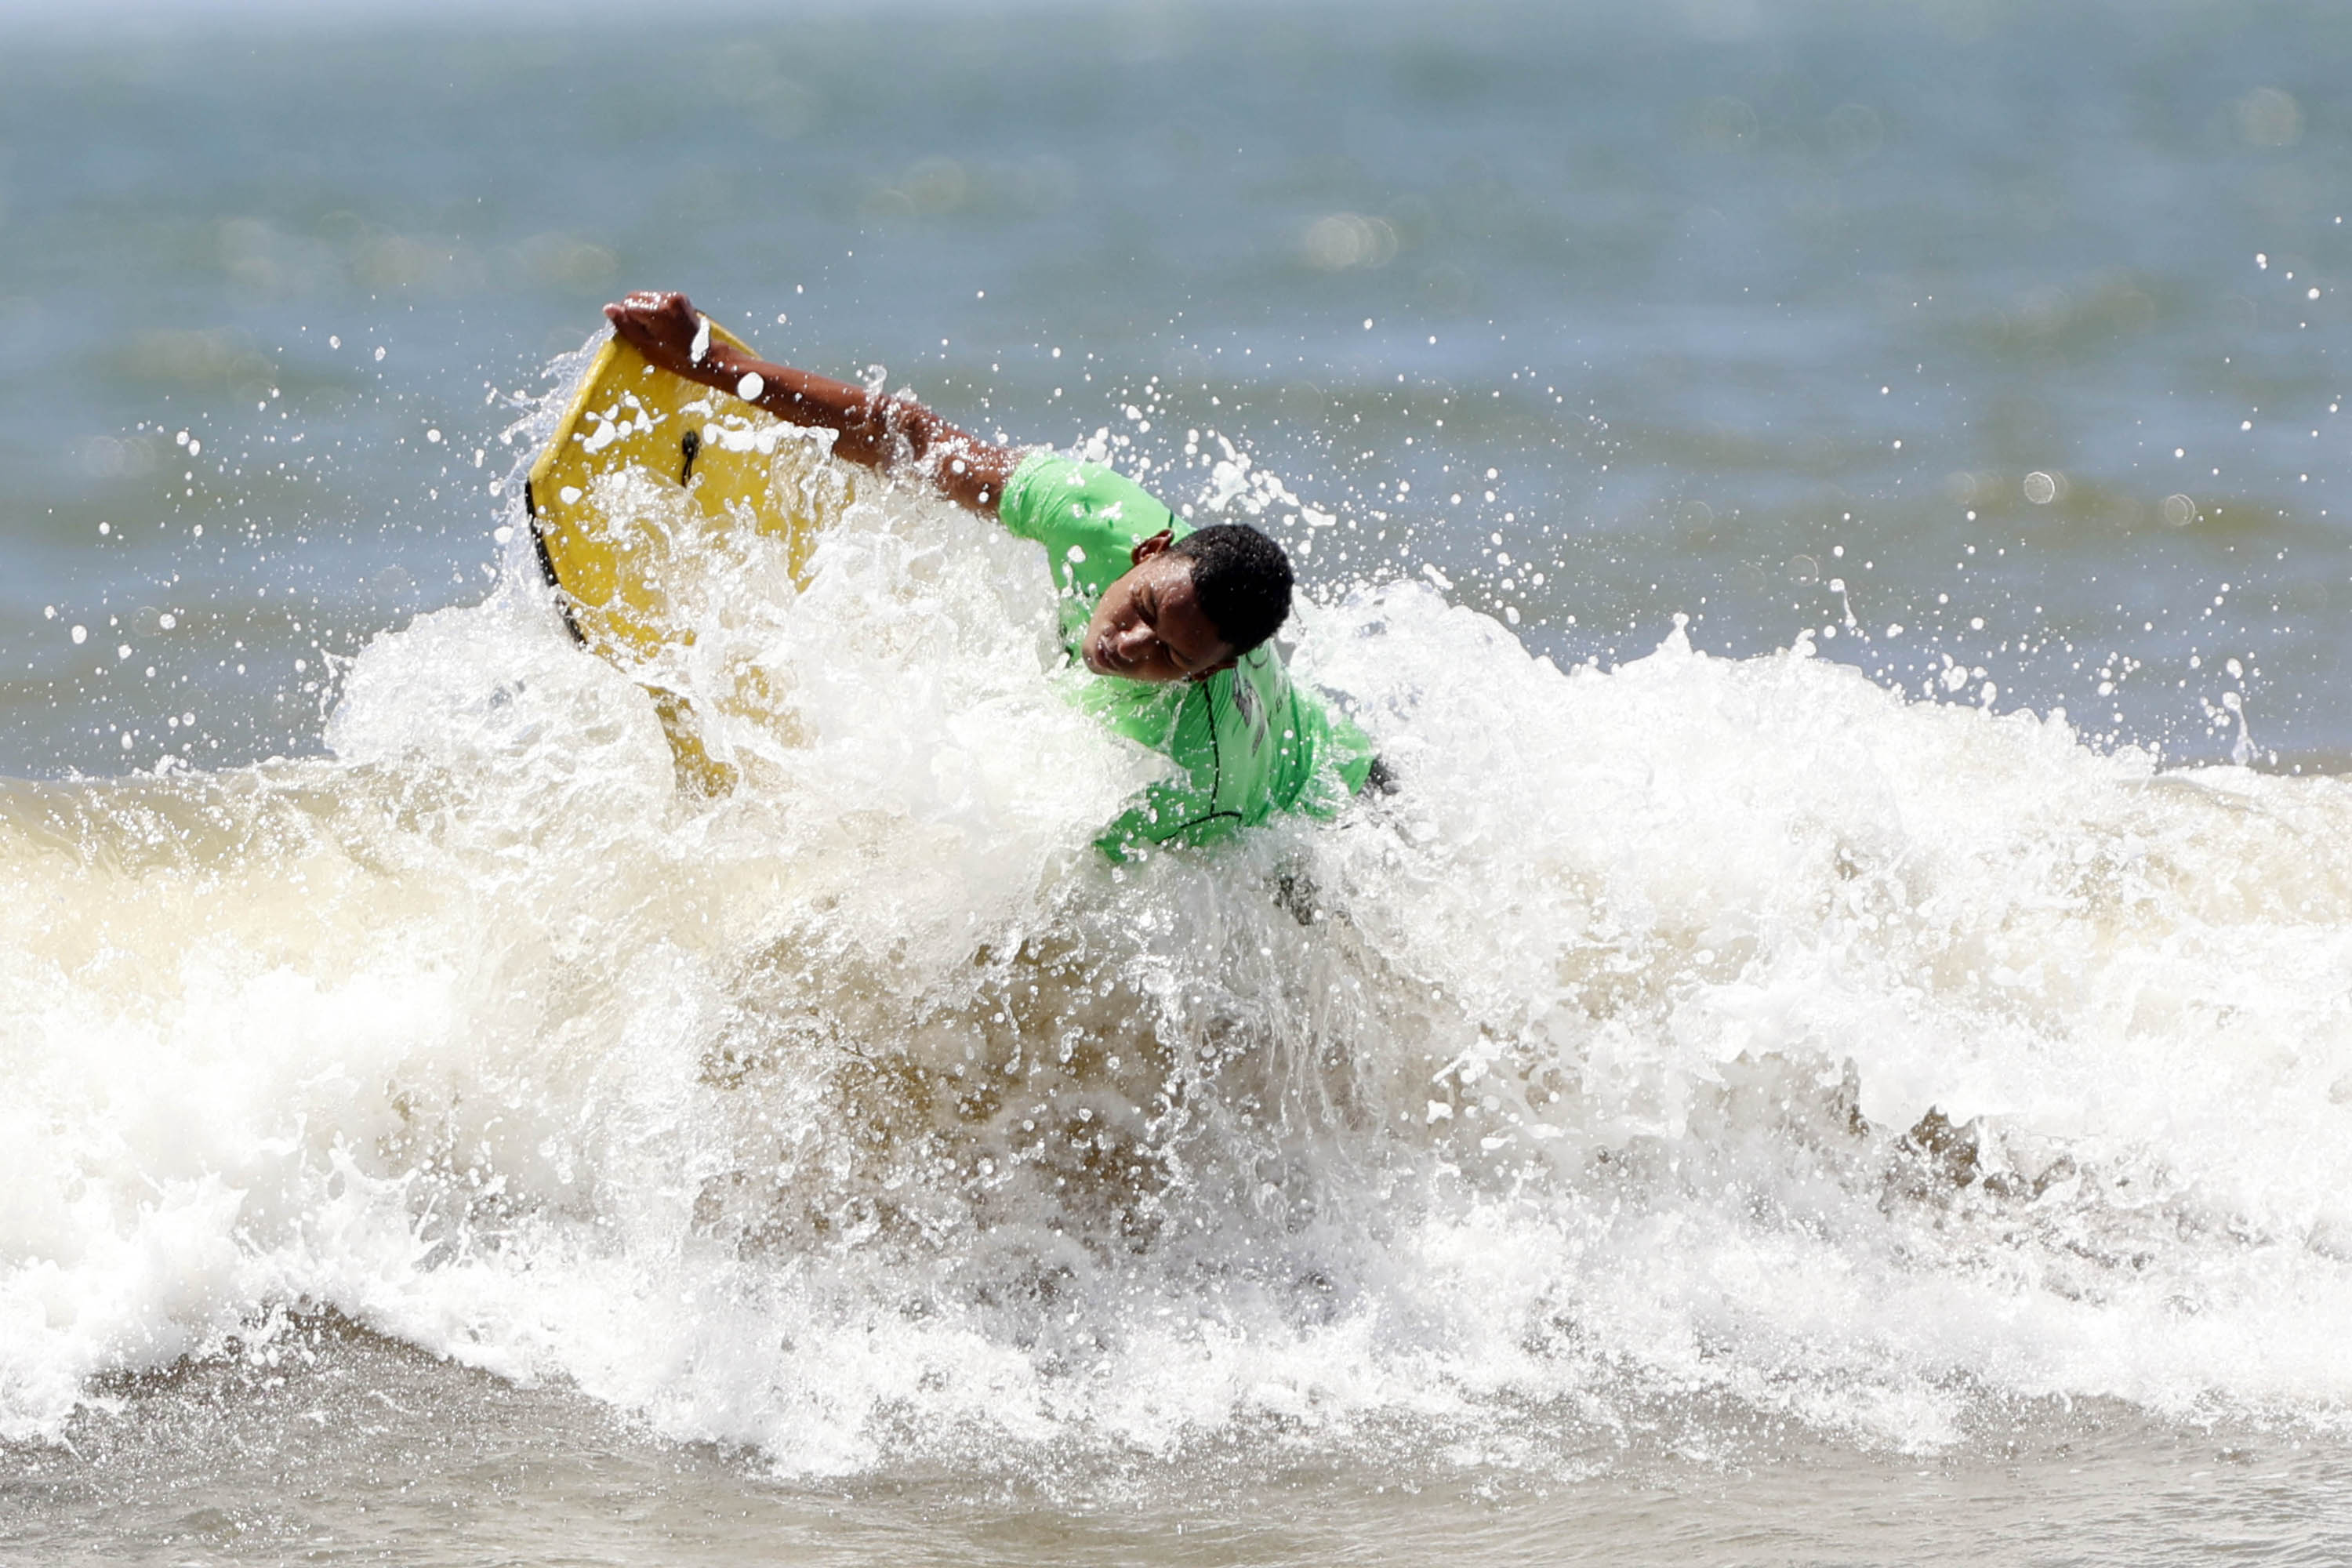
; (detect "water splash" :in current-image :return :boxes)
[8,456,2352,1475]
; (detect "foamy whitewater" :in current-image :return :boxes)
[9,397,2352,1483]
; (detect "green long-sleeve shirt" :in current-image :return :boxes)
[997,452,1376,858]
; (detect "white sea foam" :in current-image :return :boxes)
[7,462,2352,1472]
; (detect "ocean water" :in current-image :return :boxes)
[9,0,2352,1561]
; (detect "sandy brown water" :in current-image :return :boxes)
[11,1318,2348,1566]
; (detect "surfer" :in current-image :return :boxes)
[603,291,1387,859]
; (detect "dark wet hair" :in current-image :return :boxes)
[1167,523,1293,655]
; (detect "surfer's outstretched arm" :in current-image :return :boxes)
[603,291,1022,514]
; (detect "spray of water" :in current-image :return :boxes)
[7,394,2352,1477]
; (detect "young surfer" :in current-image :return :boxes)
[601,292,1386,859]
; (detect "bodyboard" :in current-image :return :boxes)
[524,321,858,793]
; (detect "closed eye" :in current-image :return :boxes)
[1136,591,1178,656]
[1134,585,1214,673]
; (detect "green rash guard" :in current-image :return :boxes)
[996,452,1377,858]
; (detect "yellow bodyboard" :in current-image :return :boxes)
[525,321,858,793]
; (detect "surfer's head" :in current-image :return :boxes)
[1081,524,1294,684]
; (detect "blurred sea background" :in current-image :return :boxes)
[9,1,2352,1563]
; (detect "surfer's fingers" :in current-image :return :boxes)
[603,296,701,369]
[604,291,693,327]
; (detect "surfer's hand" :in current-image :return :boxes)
[604,291,706,376]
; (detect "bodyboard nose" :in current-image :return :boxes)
[524,319,858,794]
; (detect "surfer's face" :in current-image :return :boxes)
[1083,533,1237,684]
